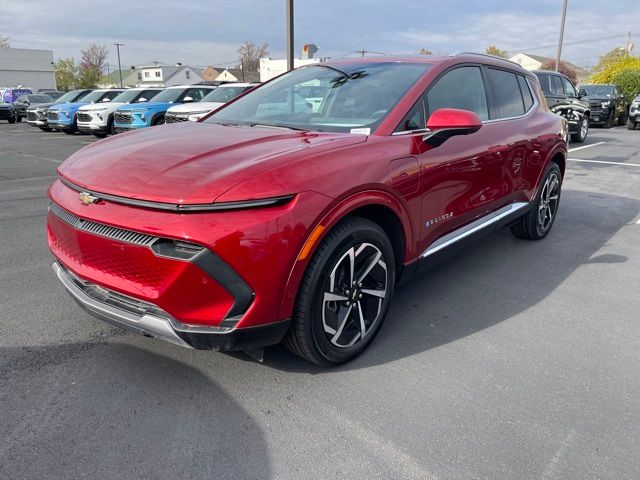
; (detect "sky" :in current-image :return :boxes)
[2,0,639,71]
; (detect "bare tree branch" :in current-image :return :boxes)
[237,41,270,71]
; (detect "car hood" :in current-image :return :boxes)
[79,102,124,112]
[118,101,171,112]
[583,95,611,102]
[27,102,57,111]
[52,102,89,111]
[57,122,367,205]
[167,102,224,114]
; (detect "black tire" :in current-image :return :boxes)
[627,118,636,130]
[604,111,614,129]
[151,115,165,126]
[8,116,16,124]
[16,115,22,123]
[618,111,627,126]
[284,217,396,366]
[39,126,52,132]
[570,115,588,142]
[93,132,107,138]
[62,129,75,135]
[511,162,562,240]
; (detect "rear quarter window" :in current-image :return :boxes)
[518,76,534,111]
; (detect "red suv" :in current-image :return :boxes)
[48,54,567,365]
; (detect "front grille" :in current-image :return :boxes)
[27,111,38,121]
[49,202,157,247]
[114,111,132,124]
[165,113,188,124]
[47,110,59,120]
[77,112,92,122]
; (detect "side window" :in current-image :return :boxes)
[104,91,121,101]
[551,76,563,95]
[425,66,488,121]
[537,73,551,94]
[518,76,534,111]
[395,98,425,132]
[561,77,577,97]
[186,88,207,101]
[487,68,525,118]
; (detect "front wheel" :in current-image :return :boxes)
[8,116,16,124]
[571,115,588,143]
[285,217,396,365]
[627,118,637,130]
[511,162,562,240]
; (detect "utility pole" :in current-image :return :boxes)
[555,0,568,71]
[114,43,125,87]
[286,0,294,71]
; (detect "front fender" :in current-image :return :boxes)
[278,188,415,321]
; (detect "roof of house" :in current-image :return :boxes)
[218,69,260,82]
[513,53,589,74]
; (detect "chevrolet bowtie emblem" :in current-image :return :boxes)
[79,191,99,205]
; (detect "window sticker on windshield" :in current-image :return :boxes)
[350,128,370,135]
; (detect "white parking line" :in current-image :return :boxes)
[568,141,605,153]
[569,158,640,167]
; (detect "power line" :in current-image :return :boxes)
[507,32,640,54]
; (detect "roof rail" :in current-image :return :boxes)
[452,51,521,67]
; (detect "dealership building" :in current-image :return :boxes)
[0,48,57,91]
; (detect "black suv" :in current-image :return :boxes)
[628,94,640,130]
[13,93,55,121]
[533,70,590,142]
[580,84,627,127]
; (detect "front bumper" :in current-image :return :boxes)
[53,261,290,350]
[47,179,331,350]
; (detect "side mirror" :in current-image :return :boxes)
[102,98,111,102]
[577,88,587,98]
[138,97,148,102]
[423,108,482,147]
[183,96,194,103]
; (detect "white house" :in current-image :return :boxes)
[509,53,590,83]
[0,48,56,91]
[137,65,204,87]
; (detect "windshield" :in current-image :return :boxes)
[80,90,116,103]
[201,86,248,103]
[148,88,183,103]
[581,85,614,96]
[55,90,87,104]
[111,89,153,103]
[28,95,53,103]
[205,62,431,133]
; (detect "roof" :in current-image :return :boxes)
[219,69,260,82]
[217,82,260,88]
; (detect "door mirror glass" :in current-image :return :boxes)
[577,88,587,98]
[423,108,482,147]
[183,96,194,103]
[102,98,111,102]
[138,97,148,102]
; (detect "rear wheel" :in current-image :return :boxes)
[285,217,395,365]
[8,115,16,124]
[618,110,627,126]
[571,115,588,142]
[511,162,562,240]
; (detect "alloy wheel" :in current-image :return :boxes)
[538,172,560,232]
[321,243,388,348]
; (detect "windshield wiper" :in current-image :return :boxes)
[249,123,308,131]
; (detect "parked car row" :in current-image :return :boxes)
[16,83,257,136]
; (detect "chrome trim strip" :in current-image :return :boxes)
[57,176,295,212]
[422,202,529,258]
[53,262,194,348]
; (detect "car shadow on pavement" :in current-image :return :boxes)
[0,342,271,479]
[262,189,639,372]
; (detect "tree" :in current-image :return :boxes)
[77,44,109,88]
[237,41,269,71]
[485,46,508,58]
[589,56,640,99]
[0,34,9,49]
[55,58,78,91]
[540,59,578,84]
[592,47,628,74]
[418,48,433,55]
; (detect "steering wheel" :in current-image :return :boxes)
[369,109,388,120]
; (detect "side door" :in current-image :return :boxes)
[413,65,503,253]
[547,74,567,108]
[612,86,624,117]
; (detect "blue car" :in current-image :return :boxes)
[47,89,124,134]
[113,85,215,132]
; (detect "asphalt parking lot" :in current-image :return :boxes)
[1,123,639,479]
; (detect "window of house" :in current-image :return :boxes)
[186,71,191,80]
[144,71,150,78]
[155,71,161,78]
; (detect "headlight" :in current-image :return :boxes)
[631,102,639,110]
[140,114,146,122]
[62,111,70,118]
[97,113,103,120]
[601,101,611,107]
[188,113,205,122]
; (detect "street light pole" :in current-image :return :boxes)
[286,0,294,71]
[555,0,568,72]
[114,43,125,88]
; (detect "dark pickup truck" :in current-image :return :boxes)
[580,84,627,127]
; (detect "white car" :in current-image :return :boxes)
[164,83,258,123]
[77,87,163,137]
